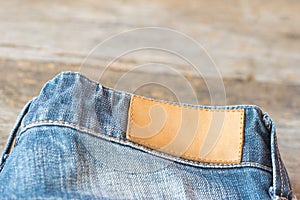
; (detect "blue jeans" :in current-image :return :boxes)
[0,72,295,199]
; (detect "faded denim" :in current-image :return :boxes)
[0,72,296,199]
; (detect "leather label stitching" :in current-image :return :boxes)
[126,95,244,164]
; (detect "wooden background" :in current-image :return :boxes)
[0,0,299,197]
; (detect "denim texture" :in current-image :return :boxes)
[0,72,295,199]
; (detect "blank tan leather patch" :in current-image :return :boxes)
[126,95,244,164]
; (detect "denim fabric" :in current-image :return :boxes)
[0,72,295,199]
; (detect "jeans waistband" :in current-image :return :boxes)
[16,72,273,169]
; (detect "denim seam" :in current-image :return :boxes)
[274,130,292,199]
[128,95,244,164]
[275,135,284,198]
[285,165,292,197]
[0,100,33,172]
[284,157,291,197]
[19,120,272,172]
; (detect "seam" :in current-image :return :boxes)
[128,95,135,147]
[134,95,244,112]
[275,135,284,198]
[281,145,291,197]
[20,120,98,137]
[240,162,272,172]
[239,111,245,164]
[19,120,273,171]
[128,95,244,164]
[128,138,240,164]
[284,160,291,197]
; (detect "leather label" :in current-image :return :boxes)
[126,95,244,164]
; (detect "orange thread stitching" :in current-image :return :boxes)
[239,111,244,163]
[128,95,244,164]
[134,95,243,112]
